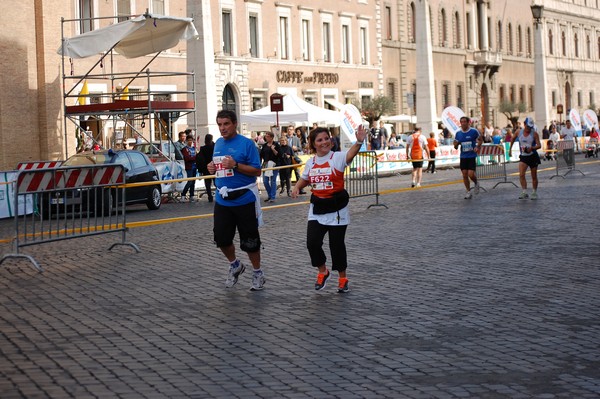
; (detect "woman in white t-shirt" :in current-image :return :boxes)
[291,126,367,293]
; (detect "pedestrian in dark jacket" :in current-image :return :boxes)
[196,134,215,202]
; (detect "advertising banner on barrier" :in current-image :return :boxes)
[441,106,466,135]
[154,160,186,193]
[569,108,583,137]
[582,109,599,130]
[1,171,34,219]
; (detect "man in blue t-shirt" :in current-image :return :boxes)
[207,110,266,291]
[453,116,483,199]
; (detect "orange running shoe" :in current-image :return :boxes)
[315,270,330,291]
[338,278,349,293]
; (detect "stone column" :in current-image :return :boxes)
[187,0,218,137]
[534,19,550,129]
[479,1,488,51]
[415,0,438,134]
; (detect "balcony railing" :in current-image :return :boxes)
[473,50,503,66]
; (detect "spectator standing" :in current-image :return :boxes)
[504,128,513,143]
[548,125,560,146]
[370,122,383,150]
[295,127,308,153]
[260,131,281,203]
[181,134,197,202]
[492,129,502,145]
[331,129,341,152]
[134,132,143,144]
[286,126,304,186]
[509,117,542,200]
[483,122,494,143]
[406,127,429,187]
[560,119,578,150]
[425,132,438,173]
[196,133,215,202]
[379,121,389,149]
[542,125,550,140]
[454,116,482,199]
[173,131,186,160]
[207,110,265,291]
[442,126,453,145]
[290,125,368,293]
[278,136,294,196]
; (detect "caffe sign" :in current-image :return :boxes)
[276,70,339,85]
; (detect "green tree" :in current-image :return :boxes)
[499,100,527,127]
[355,95,396,126]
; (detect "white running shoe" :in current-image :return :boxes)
[474,182,480,195]
[250,271,266,291]
[464,191,473,199]
[225,262,246,288]
[518,192,529,200]
[530,192,538,200]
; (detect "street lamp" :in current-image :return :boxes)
[530,4,544,26]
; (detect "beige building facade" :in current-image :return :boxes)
[2,0,600,170]
[382,0,600,132]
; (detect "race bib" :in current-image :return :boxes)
[461,142,474,152]
[309,167,333,190]
[213,156,234,178]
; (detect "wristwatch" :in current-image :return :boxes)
[233,162,238,170]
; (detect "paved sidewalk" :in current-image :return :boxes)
[1,156,599,398]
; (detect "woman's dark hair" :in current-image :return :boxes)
[204,133,213,145]
[308,127,331,153]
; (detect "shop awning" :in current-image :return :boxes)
[57,14,199,59]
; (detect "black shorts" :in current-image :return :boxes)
[460,157,477,171]
[519,152,541,168]
[213,202,261,252]
[412,161,424,169]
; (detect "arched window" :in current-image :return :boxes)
[497,21,503,50]
[574,33,579,57]
[222,84,237,112]
[526,27,531,56]
[517,25,523,54]
[440,9,448,46]
[508,23,513,54]
[562,31,566,56]
[454,11,461,48]
[548,29,553,55]
[409,2,416,43]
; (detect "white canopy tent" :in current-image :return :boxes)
[57,14,199,59]
[240,94,341,130]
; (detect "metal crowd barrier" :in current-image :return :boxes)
[551,140,585,179]
[0,164,139,272]
[476,144,517,190]
[345,151,387,209]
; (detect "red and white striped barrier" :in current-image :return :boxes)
[16,166,124,193]
[478,145,504,156]
[16,161,63,170]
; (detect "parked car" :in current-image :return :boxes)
[39,149,162,218]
